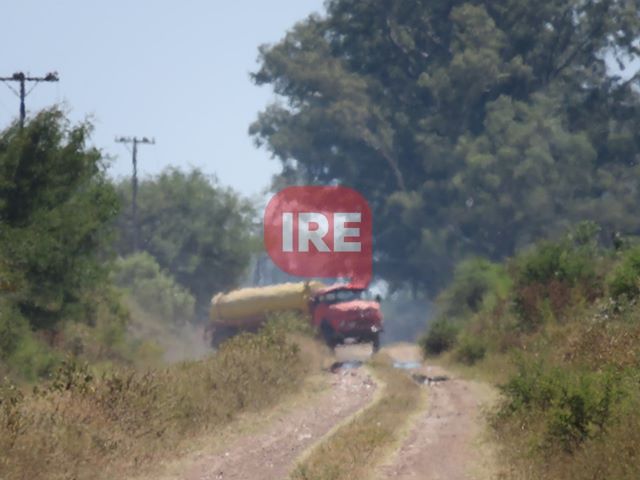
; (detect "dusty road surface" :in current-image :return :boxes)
[376,344,500,480]
[139,343,499,480]
[153,355,377,480]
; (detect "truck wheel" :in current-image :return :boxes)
[320,321,336,351]
[372,332,381,353]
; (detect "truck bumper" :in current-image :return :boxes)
[333,325,382,342]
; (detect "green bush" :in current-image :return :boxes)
[514,223,601,289]
[0,300,27,358]
[113,252,195,324]
[454,335,486,365]
[515,240,596,289]
[420,319,459,355]
[4,335,59,381]
[498,359,622,453]
[0,301,59,380]
[512,228,602,330]
[421,257,509,357]
[437,257,511,319]
[608,245,640,299]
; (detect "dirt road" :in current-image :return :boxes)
[376,344,499,480]
[143,356,376,480]
[142,343,498,480]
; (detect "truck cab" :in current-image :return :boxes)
[310,284,383,351]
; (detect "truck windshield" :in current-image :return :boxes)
[321,289,373,303]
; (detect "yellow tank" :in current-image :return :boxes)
[210,281,325,327]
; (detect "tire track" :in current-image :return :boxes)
[374,350,499,480]
[180,368,376,480]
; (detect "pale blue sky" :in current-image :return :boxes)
[0,0,324,197]
[1,3,638,198]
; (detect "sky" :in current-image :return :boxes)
[0,0,325,197]
[2,2,638,199]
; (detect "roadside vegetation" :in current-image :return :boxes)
[292,354,422,480]
[113,168,256,315]
[251,0,640,297]
[0,317,322,480]
[0,110,258,382]
[421,222,640,478]
[0,110,306,479]
[0,111,124,380]
[2,1,640,478]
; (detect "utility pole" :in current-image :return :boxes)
[115,136,155,251]
[0,71,59,128]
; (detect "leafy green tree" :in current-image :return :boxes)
[115,169,256,312]
[251,0,640,292]
[0,109,119,330]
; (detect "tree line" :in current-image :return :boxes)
[0,110,256,377]
[250,0,640,292]
[3,0,640,376]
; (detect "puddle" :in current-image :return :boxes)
[393,361,422,370]
[411,373,450,385]
[329,360,363,372]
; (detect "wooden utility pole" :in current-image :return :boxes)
[0,71,59,128]
[115,136,155,251]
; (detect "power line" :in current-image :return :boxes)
[0,71,59,128]
[115,136,156,252]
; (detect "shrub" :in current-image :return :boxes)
[0,321,319,479]
[498,359,622,453]
[113,252,195,325]
[264,310,316,337]
[0,301,59,380]
[0,300,27,358]
[420,319,459,355]
[437,257,511,319]
[514,240,596,289]
[607,245,640,299]
[454,335,486,365]
[512,232,601,330]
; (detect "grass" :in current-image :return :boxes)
[291,353,423,480]
[485,313,640,480]
[0,320,325,480]
[419,228,640,479]
[439,296,640,479]
[429,349,516,386]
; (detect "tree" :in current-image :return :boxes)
[251,0,640,292]
[0,109,120,330]
[115,168,256,312]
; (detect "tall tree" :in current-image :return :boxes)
[0,109,119,329]
[115,168,256,312]
[251,0,640,292]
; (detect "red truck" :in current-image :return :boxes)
[310,284,383,351]
[208,281,383,351]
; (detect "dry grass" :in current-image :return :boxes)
[477,303,640,480]
[291,354,422,480]
[0,323,323,480]
[430,349,515,386]
[491,394,640,480]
